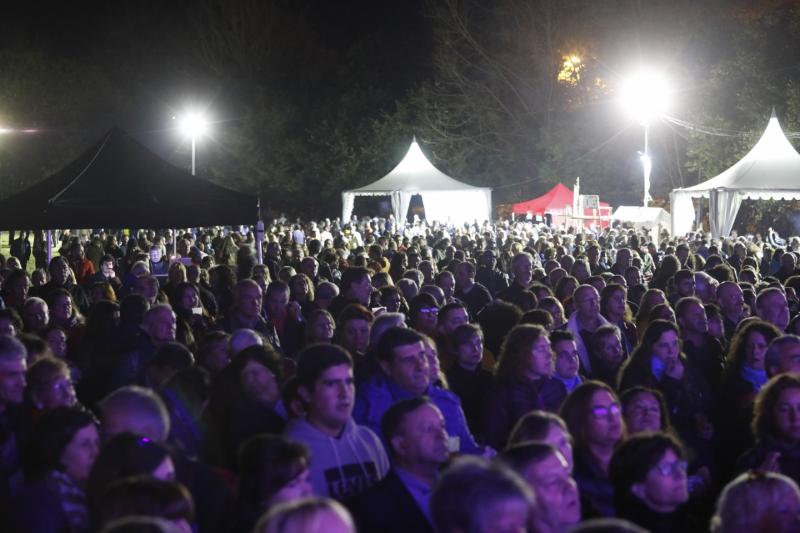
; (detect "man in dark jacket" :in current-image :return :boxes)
[351,397,446,533]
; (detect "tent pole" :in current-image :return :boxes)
[256,220,264,265]
[47,230,52,264]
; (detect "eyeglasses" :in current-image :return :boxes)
[419,308,439,315]
[590,403,621,419]
[628,405,660,416]
[653,460,688,477]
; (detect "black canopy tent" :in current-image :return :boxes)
[0,127,260,230]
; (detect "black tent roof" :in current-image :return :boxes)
[0,127,260,230]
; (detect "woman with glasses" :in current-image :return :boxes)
[608,433,692,532]
[618,320,714,472]
[483,324,567,450]
[560,381,625,518]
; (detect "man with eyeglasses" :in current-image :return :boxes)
[355,327,483,455]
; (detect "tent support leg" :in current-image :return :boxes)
[47,230,52,265]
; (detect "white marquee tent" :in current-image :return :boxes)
[671,111,800,237]
[342,139,492,225]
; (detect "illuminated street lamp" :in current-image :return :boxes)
[620,69,670,207]
[174,110,209,176]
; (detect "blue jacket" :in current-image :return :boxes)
[354,373,481,454]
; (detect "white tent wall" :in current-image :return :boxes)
[342,139,492,226]
[670,112,800,238]
[419,189,492,225]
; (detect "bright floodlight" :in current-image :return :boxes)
[620,69,670,125]
[177,111,209,138]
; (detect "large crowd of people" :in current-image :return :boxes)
[2,217,800,532]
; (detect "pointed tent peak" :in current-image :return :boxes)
[771,106,777,119]
[741,110,800,162]
[412,135,418,143]
[394,137,440,175]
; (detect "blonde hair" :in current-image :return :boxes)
[255,498,355,533]
[711,471,800,533]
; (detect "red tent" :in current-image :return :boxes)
[512,183,611,228]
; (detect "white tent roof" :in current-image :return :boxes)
[342,139,492,225]
[671,111,800,237]
[350,139,486,193]
[681,111,800,193]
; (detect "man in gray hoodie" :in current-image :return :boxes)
[285,344,389,501]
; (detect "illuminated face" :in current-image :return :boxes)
[60,424,100,482]
[45,328,68,359]
[310,314,335,343]
[624,391,662,434]
[383,341,430,395]
[760,292,790,332]
[52,295,73,323]
[23,301,49,331]
[240,360,280,408]
[180,287,200,311]
[456,333,484,371]
[439,307,469,335]
[774,387,800,442]
[0,357,26,406]
[340,319,370,355]
[553,339,580,380]
[528,336,554,379]
[437,273,455,300]
[265,288,289,319]
[150,248,163,263]
[678,302,708,336]
[596,333,623,366]
[543,423,574,472]
[522,452,581,528]
[635,449,689,513]
[304,364,355,434]
[574,287,600,319]
[586,390,624,447]
[394,404,450,465]
[652,330,680,366]
[513,256,533,287]
[745,330,769,371]
[34,370,76,411]
[237,285,263,319]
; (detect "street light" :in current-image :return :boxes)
[174,110,209,176]
[619,69,670,207]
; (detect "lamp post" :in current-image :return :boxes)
[173,110,209,258]
[620,70,670,207]
[176,111,209,176]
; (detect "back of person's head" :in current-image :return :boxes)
[96,476,193,532]
[499,441,561,474]
[431,456,534,533]
[148,342,194,373]
[254,497,355,533]
[100,516,184,533]
[99,386,171,442]
[519,309,554,329]
[508,411,567,446]
[315,281,339,301]
[87,432,172,511]
[238,435,310,508]
[376,327,424,363]
[711,470,800,533]
[295,343,353,389]
[230,326,264,355]
[477,301,523,355]
[368,312,407,352]
[570,518,649,532]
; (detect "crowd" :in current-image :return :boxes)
[2,217,800,532]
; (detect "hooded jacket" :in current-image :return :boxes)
[285,417,389,501]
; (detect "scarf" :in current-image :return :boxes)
[741,365,769,392]
[651,356,666,382]
[46,470,89,533]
